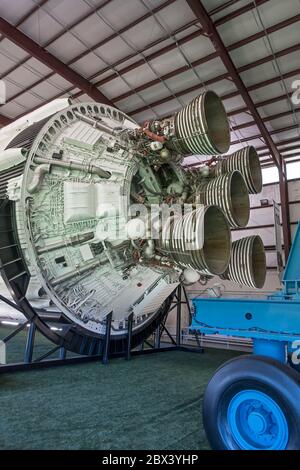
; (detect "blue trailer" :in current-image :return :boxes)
[191,222,300,450]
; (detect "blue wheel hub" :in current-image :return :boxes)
[227,390,289,449]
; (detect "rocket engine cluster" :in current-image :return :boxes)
[0,92,266,352]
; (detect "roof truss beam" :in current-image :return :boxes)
[0,16,113,106]
[112,41,300,104]
[186,1,282,166]
[0,0,278,112]
[0,114,12,126]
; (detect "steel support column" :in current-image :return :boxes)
[279,160,292,260]
[125,313,134,361]
[24,322,36,363]
[102,312,112,365]
[154,324,161,349]
[176,286,182,347]
[59,347,67,360]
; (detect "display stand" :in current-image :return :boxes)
[0,285,203,373]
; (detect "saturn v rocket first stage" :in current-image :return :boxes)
[0,92,265,353]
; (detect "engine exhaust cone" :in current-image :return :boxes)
[213,146,262,194]
[221,235,266,288]
[200,171,250,228]
[172,91,230,155]
[161,205,231,275]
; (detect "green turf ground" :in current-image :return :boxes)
[0,326,240,450]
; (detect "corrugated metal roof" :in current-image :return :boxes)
[0,0,299,166]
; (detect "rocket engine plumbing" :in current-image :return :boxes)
[0,91,266,353]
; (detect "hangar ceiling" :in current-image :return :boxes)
[0,0,299,171]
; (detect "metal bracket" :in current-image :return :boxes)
[102,312,113,365]
[125,312,134,361]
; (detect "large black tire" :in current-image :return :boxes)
[203,355,300,450]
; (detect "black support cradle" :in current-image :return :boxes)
[0,284,203,374]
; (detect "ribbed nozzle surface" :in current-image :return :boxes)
[200,171,250,228]
[173,91,230,155]
[213,146,262,194]
[161,205,231,275]
[221,235,266,288]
